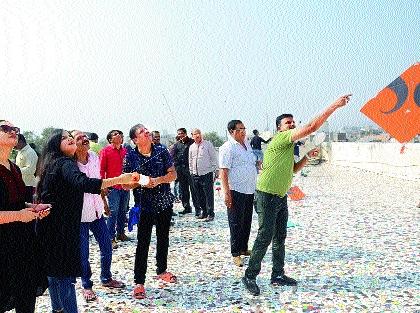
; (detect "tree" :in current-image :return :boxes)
[203,132,224,147]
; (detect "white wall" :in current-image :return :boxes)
[324,143,420,181]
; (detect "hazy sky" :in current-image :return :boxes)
[1,1,419,138]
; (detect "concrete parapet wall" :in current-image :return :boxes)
[324,142,420,181]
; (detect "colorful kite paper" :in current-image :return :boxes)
[361,63,420,143]
[287,186,305,201]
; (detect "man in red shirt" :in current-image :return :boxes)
[100,129,130,247]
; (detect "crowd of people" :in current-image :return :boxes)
[0,94,351,312]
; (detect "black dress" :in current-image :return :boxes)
[0,161,47,313]
[38,157,102,277]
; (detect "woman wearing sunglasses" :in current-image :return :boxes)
[36,129,139,313]
[0,120,50,313]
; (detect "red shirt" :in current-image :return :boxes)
[99,145,127,189]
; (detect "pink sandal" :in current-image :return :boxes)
[82,289,97,302]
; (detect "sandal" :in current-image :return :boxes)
[82,289,97,302]
[133,284,146,299]
[102,279,126,289]
[157,271,177,283]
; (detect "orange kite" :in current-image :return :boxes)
[361,63,420,143]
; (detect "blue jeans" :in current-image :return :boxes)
[80,216,113,289]
[47,276,78,313]
[106,188,129,239]
[252,149,264,161]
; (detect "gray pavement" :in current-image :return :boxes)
[34,164,420,312]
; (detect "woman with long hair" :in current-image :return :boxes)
[0,120,50,313]
[37,129,138,313]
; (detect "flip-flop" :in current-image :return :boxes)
[82,289,97,302]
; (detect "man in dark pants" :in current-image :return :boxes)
[188,128,218,221]
[243,94,351,296]
[123,123,177,299]
[172,128,197,215]
[219,120,258,267]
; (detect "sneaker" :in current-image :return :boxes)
[116,233,131,241]
[133,284,146,299]
[241,250,251,256]
[232,256,243,267]
[111,239,118,249]
[156,271,177,283]
[270,275,297,286]
[204,216,214,222]
[242,276,260,296]
[102,279,126,289]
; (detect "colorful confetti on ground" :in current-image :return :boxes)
[34,164,420,312]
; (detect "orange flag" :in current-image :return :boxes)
[361,63,420,143]
[287,186,305,201]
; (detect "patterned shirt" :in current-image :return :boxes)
[123,144,175,212]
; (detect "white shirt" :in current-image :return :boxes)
[15,144,38,187]
[77,151,104,223]
[189,139,218,176]
[219,135,257,194]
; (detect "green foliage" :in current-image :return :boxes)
[203,131,224,147]
[21,127,56,154]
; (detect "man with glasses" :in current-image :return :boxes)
[242,94,351,296]
[219,120,257,267]
[122,123,177,299]
[100,129,130,248]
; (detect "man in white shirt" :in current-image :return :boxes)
[219,120,257,267]
[188,128,218,221]
[15,134,38,202]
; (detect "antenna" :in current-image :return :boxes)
[162,93,177,130]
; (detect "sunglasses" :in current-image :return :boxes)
[111,131,123,137]
[0,125,20,134]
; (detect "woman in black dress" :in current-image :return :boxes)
[37,129,138,313]
[0,120,50,313]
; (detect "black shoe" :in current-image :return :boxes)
[270,275,297,286]
[179,209,192,215]
[242,277,260,296]
[204,216,214,222]
[196,214,207,219]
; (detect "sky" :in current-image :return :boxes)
[1,0,419,139]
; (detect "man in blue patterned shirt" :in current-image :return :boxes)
[122,123,177,300]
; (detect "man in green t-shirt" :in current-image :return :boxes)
[242,94,351,296]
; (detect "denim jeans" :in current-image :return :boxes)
[106,188,129,239]
[80,216,113,289]
[252,149,264,162]
[226,190,254,257]
[47,276,78,313]
[191,172,215,217]
[245,191,288,280]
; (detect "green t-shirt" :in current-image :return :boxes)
[256,130,294,197]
